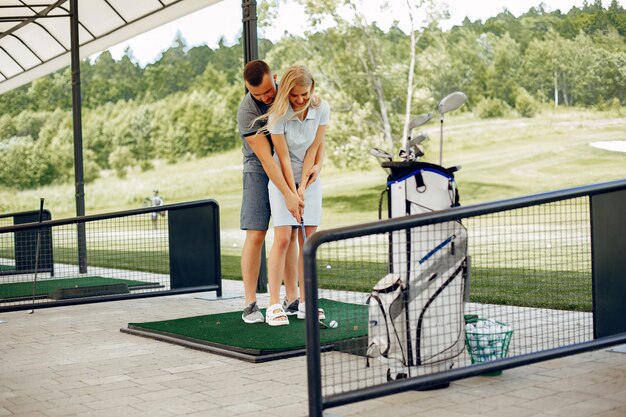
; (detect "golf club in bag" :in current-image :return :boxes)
[367,93,469,382]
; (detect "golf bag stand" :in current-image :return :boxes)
[367,161,469,382]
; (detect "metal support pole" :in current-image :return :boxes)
[242,0,258,63]
[303,240,323,417]
[241,0,266,293]
[70,0,88,273]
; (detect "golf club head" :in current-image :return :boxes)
[410,144,425,158]
[408,132,428,147]
[370,147,392,161]
[438,91,467,115]
[408,113,433,131]
[319,320,328,329]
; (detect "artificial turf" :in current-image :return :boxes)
[127,298,368,353]
[0,276,158,299]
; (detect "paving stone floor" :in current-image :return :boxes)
[1,280,625,417]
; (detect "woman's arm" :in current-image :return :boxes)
[299,124,326,191]
[271,133,303,221]
[246,133,303,219]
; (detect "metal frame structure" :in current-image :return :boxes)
[303,178,626,417]
[0,199,222,313]
[1,0,258,274]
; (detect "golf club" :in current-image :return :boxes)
[29,198,45,314]
[408,113,432,131]
[406,133,428,160]
[369,147,392,161]
[404,113,433,160]
[301,220,327,329]
[370,147,393,174]
[438,91,467,166]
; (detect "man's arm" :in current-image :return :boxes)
[246,133,303,220]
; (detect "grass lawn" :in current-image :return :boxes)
[1,108,621,312]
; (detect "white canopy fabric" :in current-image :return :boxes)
[0,0,223,94]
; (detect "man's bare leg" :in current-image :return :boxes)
[241,229,267,305]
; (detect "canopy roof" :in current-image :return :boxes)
[0,0,222,94]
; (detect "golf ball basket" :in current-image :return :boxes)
[464,318,513,365]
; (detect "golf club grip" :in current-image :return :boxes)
[300,220,307,242]
[38,198,45,223]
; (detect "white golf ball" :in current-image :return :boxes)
[326,264,332,269]
[329,320,338,328]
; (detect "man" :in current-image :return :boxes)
[146,189,164,230]
[236,60,303,324]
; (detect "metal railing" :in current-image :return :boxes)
[303,179,626,416]
[0,199,221,312]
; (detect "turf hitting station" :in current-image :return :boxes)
[0,199,222,312]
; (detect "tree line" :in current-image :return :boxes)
[0,0,625,189]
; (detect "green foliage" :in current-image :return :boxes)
[108,146,135,178]
[594,97,623,114]
[0,136,57,189]
[515,87,540,117]
[1,1,626,190]
[474,97,511,118]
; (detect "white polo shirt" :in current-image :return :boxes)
[268,100,330,179]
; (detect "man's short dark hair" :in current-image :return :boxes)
[243,60,270,87]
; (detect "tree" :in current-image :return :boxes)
[282,0,443,155]
[142,32,196,100]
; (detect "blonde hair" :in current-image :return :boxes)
[254,65,321,132]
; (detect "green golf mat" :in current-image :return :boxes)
[123,299,368,363]
[0,265,14,271]
[0,276,161,301]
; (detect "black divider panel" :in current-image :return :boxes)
[591,189,626,338]
[13,210,54,275]
[168,203,221,296]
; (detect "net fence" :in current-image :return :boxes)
[313,197,592,396]
[0,200,219,310]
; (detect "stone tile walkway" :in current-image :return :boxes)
[1,280,624,417]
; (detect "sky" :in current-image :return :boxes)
[104,0,624,67]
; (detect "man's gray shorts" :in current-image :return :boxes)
[240,171,271,231]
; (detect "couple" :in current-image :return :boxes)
[237,61,330,326]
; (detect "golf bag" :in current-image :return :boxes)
[367,161,468,380]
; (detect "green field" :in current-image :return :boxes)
[2,107,624,228]
[0,108,623,311]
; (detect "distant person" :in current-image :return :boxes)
[146,189,164,230]
[255,64,329,325]
[237,60,304,325]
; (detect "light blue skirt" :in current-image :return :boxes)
[268,178,322,226]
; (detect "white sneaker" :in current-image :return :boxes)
[241,301,264,324]
[297,302,325,321]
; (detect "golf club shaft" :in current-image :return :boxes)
[301,221,327,330]
[439,117,444,166]
[30,198,45,311]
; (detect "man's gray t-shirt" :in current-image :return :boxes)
[237,92,270,174]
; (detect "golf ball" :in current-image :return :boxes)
[326,264,332,269]
[329,320,338,328]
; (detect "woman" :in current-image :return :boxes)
[260,65,330,326]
